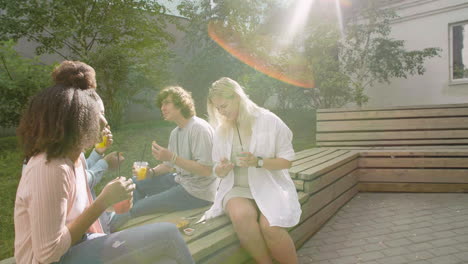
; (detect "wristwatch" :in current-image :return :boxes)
[256,156,264,168]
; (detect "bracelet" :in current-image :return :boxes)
[171,152,177,164]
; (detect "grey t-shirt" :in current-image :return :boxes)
[164,116,217,202]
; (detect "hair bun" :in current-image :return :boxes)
[52,61,97,90]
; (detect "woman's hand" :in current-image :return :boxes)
[151,141,173,162]
[236,152,258,168]
[215,158,234,178]
[97,177,135,208]
[104,151,124,170]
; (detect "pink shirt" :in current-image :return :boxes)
[14,153,103,264]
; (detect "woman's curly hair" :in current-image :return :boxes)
[156,86,196,119]
[17,61,101,162]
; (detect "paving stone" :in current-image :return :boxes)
[337,246,364,257]
[376,255,407,264]
[430,246,459,257]
[428,255,463,264]
[383,238,413,248]
[403,250,434,261]
[381,247,411,257]
[356,252,385,262]
[405,242,434,252]
[454,251,468,261]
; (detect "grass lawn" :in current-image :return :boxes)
[0,110,315,260]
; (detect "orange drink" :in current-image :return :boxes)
[133,161,149,181]
[113,199,131,214]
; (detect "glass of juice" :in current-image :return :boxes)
[95,135,108,149]
[133,161,149,181]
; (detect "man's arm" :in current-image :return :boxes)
[151,141,212,177]
[173,156,212,177]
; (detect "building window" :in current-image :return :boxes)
[451,21,468,83]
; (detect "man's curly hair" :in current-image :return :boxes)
[156,86,196,119]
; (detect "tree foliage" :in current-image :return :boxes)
[0,40,53,127]
[177,0,441,110]
[0,0,174,126]
[341,1,441,106]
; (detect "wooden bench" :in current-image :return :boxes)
[3,104,468,264]
[316,103,468,147]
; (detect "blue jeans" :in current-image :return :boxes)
[131,173,211,217]
[109,173,211,232]
[55,222,194,264]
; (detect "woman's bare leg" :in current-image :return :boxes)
[259,214,298,264]
[226,198,273,264]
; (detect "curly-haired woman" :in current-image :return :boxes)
[14,61,194,264]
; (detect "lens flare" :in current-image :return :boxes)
[208,20,315,88]
[207,0,352,89]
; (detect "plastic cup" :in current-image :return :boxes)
[113,199,131,214]
[233,146,247,166]
[134,161,149,181]
[183,228,195,236]
[95,135,108,149]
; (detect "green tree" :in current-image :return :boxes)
[176,0,289,112]
[0,40,53,127]
[302,22,351,109]
[341,1,441,106]
[0,0,174,126]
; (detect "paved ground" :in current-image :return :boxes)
[297,193,468,264]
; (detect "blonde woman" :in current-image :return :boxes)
[203,77,301,264]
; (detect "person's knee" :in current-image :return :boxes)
[228,206,257,225]
[259,218,282,241]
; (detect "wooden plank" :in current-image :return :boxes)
[290,150,351,178]
[376,145,468,150]
[293,148,330,161]
[304,160,358,193]
[290,185,359,248]
[317,139,468,147]
[198,242,250,264]
[358,169,468,183]
[121,206,209,231]
[317,103,468,113]
[292,148,339,167]
[317,107,468,121]
[294,179,304,191]
[317,117,468,132]
[299,152,359,180]
[359,183,468,192]
[358,157,468,168]
[298,191,310,205]
[317,130,468,141]
[359,149,468,156]
[189,224,238,262]
[300,173,358,222]
[185,215,231,244]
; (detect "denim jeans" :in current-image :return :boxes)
[55,222,194,264]
[131,173,212,217]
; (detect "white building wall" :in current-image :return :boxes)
[365,0,468,107]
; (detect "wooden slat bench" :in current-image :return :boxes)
[3,104,468,264]
[316,103,468,147]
